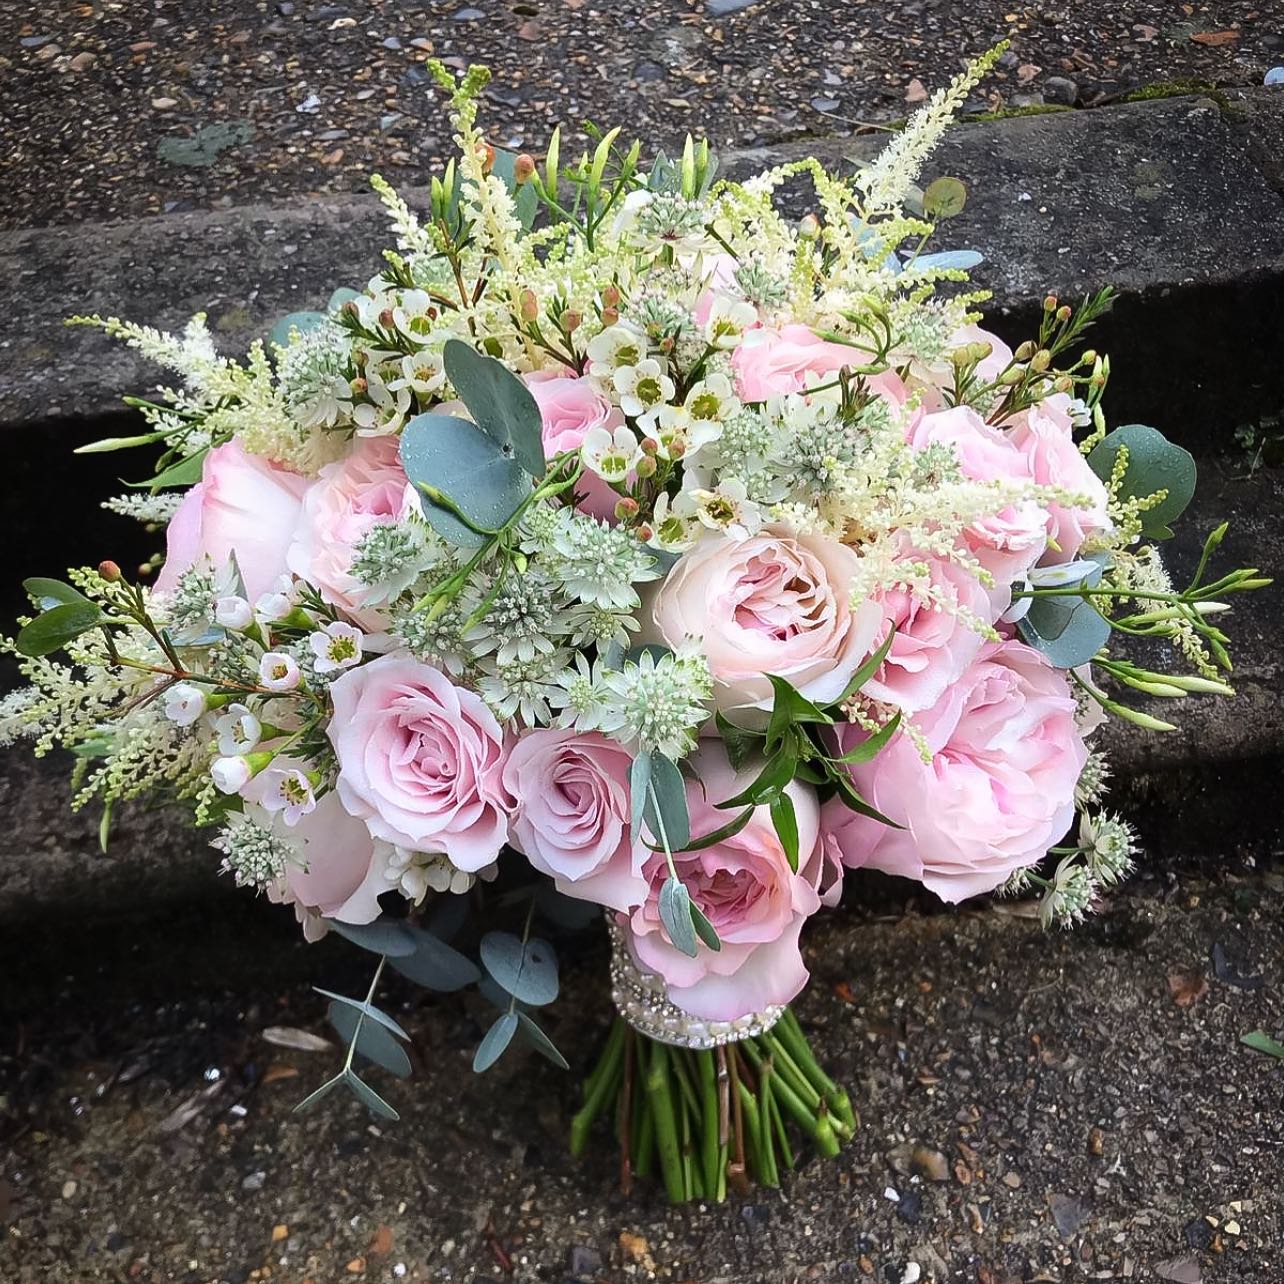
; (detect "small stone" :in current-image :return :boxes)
[1047,1192,1087,1236]
[296,93,321,113]
[355,88,376,100]
[1087,1126,1105,1156]
[69,52,97,71]
[271,1224,289,1243]
[633,61,665,82]
[409,37,433,50]
[151,97,178,110]
[1224,1220,1241,1236]
[20,35,57,48]
[320,147,344,165]
[905,78,928,104]
[34,44,62,61]
[381,35,402,49]
[1002,1171,1021,1188]
[345,1258,365,1274]
[895,1191,922,1225]
[811,96,841,113]
[706,0,761,13]
[566,1243,603,1280]
[61,1180,77,1199]
[1183,1218,1213,1249]
[1043,76,1079,105]
[129,40,157,51]
[1011,92,1045,108]
[278,2,295,12]
[909,1145,950,1182]
[452,7,484,18]
[241,1170,266,1192]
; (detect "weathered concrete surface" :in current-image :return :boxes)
[2,94,1283,445]
[1,867,1281,1283]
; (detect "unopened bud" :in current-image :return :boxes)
[601,307,619,327]
[635,455,657,479]
[614,497,640,522]
[513,153,536,184]
[343,300,360,318]
[1079,349,1097,367]
[1014,340,1036,362]
[479,141,495,174]
[640,437,660,456]
[1030,348,1052,373]
[1043,293,1058,312]
[1000,366,1025,387]
[519,288,538,322]
[667,438,687,460]
[601,284,620,309]
[1053,375,1074,394]
[636,523,654,543]
[562,310,582,334]
[798,213,821,239]
[350,376,368,395]
[1056,305,1072,324]
[98,559,122,583]
[660,335,675,354]
[379,308,395,329]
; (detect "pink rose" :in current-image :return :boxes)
[623,743,825,1021]
[733,324,908,406]
[504,728,645,912]
[525,370,625,521]
[864,548,1008,713]
[826,639,1087,902]
[649,529,882,714]
[1010,396,1111,564]
[328,654,512,872]
[264,791,389,940]
[287,436,418,629]
[908,405,1048,583]
[155,440,309,604]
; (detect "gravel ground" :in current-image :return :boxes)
[2,0,1280,230]
[2,856,1282,1283]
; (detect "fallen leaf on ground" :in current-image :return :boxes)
[263,1026,331,1052]
[905,78,928,104]
[1191,29,1239,45]
[1167,969,1208,1008]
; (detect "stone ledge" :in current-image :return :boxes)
[1,93,1282,445]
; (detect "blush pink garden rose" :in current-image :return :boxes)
[155,439,310,605]
[263,791,390,940]
[649,529,882,715]
[825,638,1087,902]
[907,405,1048,584]
[503,728,645,912]
[623,742,825,1021]
[328,653,512,872]
[524,370,626,521]
[1009,395,1111,565]
[287,435,418,629]
[732,323,908,407]
[863,547,1009,713]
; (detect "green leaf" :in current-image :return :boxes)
[343,1069,401,1120]
[399,412,532,547]
[769,792,800,872]
[1086,424,1196,539]
[644,753,690,852]
[292,1073,344,1114]
[715,711,763,772]
[689,901,721,953]
[765,674,832,752]
[326,1001,413,1078]
[716,752,795,811]
[23,578,95,611]
[833,628,897,707]
[387,924,481,992]
[268,309,326,349]
[1241,1030,1284,1060]
[313,989,411,1041]
[662,805,753,854]
[327,286,361,312]
[829,712,902,764]
[923,176,967,219]
[441,339,546,478]
[1019,595,1111,669]
[128,448,208,490]
[830,770,902,829]
[491,149,540,231]
[629,751,651,844]
[480,932,559,1006]
[15,601,103,657]
[516,1013,570,1069]
[473,1011,520,1072]
[326,918,416,958]
[658,876,699,958]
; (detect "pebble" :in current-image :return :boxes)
[296,94,322,114]
[895,1190,922,1225]
[20,35,57,48]
[240,1170,267,1191]
[811,96,841,113]
[277,1,294,11]
[452,7,485,19]
[1043,75,1079,105]
[61,1180,77,1199]
[1002,1171,1022,1188]
[707,0,763,13]
[69,52,98,71]
[566,1243,603,1280]
[34,44,63,61]
[151,97,178,110]
[382,35,402,49]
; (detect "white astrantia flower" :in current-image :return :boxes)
[476,650,572,726]
[464,570,566,665]
[215,595,255,631]
[211,812,298,889]
[212,755,253,795]
[1078,811,1137,886]
[256,767,317,827]
[613,359,675,428]
[597,649,713,760]
[564,602,640,651]
[163,682,206,727]
[215,703,263,757]
[548,653,615,733]
[309,621,364,673]
[585,323,648,380]
[258,651,302,691]
[549,510,661,610]
[580,425,642,485]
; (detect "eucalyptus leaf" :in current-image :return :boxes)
[387,924,481,992]
[689,901,721,952]
[658,875,699,959]
[516,1013,570,1069]
[643,753,690,852]
[441,339,546,478]
[923,175,967,219]
[15,601,103,657]
[629,751,651,844]
[326,917,417,958]
[343,1069,401,1120]
[473,1011,520,1072]
[313,989,411,1041]
[399,412,531,547]
[327,286,361,312]
[292,1073,344,1114]
[479,932,559,1006]
[1086,424,1195,539]
[914,249,984,271]
[268,310,326,349]
[478,975,528,1012]
[327,1001,413,1078]
[1019,589,1112,669]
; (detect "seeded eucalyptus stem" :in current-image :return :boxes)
[571,1009,854,1202]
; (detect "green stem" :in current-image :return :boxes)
[645,1041,685,1204]
[757,1058,780,1187]
[776,1010,856,1132]
[697,1049,721,1200]
[570,1020,626,1157]
[735,1079,773,1186]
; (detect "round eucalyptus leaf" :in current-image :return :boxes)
[326,1001,413,1078]
[473,1011,520,1073]
[643,752,691,852]
[441,339,546,478]
[326,917,417,958]
[479,931,559,1006]
[327,286,361,312]
[516,1013,569,1069]
[343,1070,401,1120]
[387,924,481,993]
[1018,596,1112,668]
[923,176,967,219]
[267,309,326,349]
[314,988,410,1040]
[1086,424,1195,539]
[399,412,532,548]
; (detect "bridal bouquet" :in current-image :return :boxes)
[3,53,1265,1201]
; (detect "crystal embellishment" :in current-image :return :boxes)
[608,917,784,1049]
